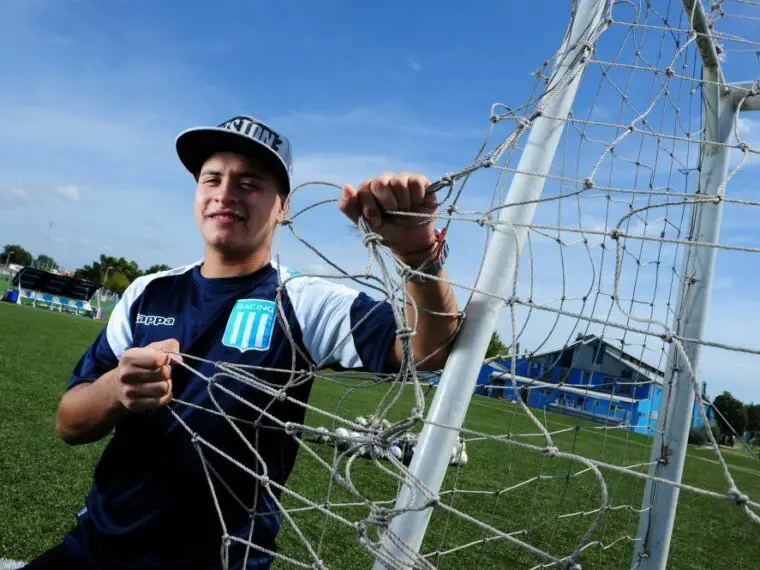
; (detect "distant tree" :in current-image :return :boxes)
[143,264,172,275]
[76,254,142,285]
[746,403,760,434]
[105,271,131,295]
[486,331,509,359]
[75,261,103,284]
[2,244,33,267]
[713,391,748,445]
[35,254,59,272]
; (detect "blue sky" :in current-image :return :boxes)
[0,0,565,266]
[0,0,758,404]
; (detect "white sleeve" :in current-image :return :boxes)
[104,280,143,359]
[284,275,397,372]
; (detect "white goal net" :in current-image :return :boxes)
[170,1,760,568]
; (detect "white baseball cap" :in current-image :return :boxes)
[176,115,293,193]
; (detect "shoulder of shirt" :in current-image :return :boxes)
[271,262,356,297]
[120,260,202,307]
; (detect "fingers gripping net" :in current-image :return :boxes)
[166,1,759,568]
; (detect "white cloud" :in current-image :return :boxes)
[0,104,175,173]
[0,187,32,210]
[293,152,436,187]
[737,116,758,138]
[406,56,422,72]
[274,106,483,141]
[729,117,760,169]
[55,185,82,202]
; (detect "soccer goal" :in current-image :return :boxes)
[172,1,760,568]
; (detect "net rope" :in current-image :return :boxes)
[163,1,759,568]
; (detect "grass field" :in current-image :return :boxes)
[1,301,758,569]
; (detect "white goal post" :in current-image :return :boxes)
[372,0,612,566]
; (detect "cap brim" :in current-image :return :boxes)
[176,127,291,193]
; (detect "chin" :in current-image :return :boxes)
[207,237,256,257]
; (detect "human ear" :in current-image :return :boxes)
[277,195,290,224]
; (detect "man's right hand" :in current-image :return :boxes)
[113,339,182,412]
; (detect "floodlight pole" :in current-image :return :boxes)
[633,2,759,569]
[372,0,609,567]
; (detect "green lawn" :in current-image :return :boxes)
[1,302,758,569]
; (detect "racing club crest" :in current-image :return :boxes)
[222,299,276,352]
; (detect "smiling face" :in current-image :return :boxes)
[194,151,286,260]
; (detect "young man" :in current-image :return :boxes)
[27,115,458,569]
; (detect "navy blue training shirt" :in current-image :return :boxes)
[63,261,397,570]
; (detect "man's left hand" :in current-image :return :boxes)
[338,172,438,261]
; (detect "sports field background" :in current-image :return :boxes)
[1,300,758,569]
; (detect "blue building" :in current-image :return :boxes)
[475,334,714,435]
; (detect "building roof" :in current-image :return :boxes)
[526,334,664,385]
[11,267,100,302]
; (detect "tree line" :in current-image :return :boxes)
[2,244,170,295]
[711,391,760,445]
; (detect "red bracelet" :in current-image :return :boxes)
[396,228,447,260]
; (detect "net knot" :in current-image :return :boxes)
[399,266,421,283]
[583,177,594,189]
[366,506,395,528]
[277,389,288,402]
[728,487,748,506]
[395,326,414,340]
[543,446,559,458]
[362,231,384,248]
[661,332,675,343]
[664,66,675,78]
[610,228,621,240]
[563,561,582,570]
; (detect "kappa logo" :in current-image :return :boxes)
[136,314,175,326]
[222,299,276,353]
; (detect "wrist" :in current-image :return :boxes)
[396,229,448,284]
[104,368,127,415]
[395,242,437,266]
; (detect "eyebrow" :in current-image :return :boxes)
[198,168,265,180]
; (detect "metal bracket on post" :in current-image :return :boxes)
[632,2,759,569]
[371,1,610,568]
